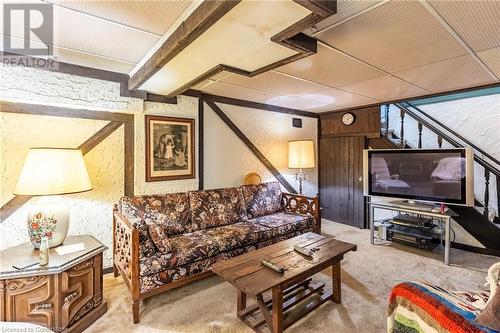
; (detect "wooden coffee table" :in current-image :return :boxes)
[211,232,356,333]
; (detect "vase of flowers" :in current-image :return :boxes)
[27,197,69,248]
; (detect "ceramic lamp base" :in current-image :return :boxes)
[27,196,69,248]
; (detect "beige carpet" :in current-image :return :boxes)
[87,220,498,333]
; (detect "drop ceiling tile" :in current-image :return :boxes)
[317,1,468,73]
[55,48,136,74]
[395,55,497,93]
[276,44,385,87]
[0,33,135,74]
[0,3,159,64]
[340,75,428,101]
[230,89,377,113]
[201,81,332,112]
[201,81,279,104]
[52,0,193,36]
[310,0,384,33]
[476,47,500,79]
[265,96,328,111]
[429,1,500,52]
[52,6,160,64]
[300,88,379,110]
[220,71,327,95]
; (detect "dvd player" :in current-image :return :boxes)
[392,214,433,228]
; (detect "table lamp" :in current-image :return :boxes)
[288,140,315,194]
[14,148,92,248]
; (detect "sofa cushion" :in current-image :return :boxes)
[139,222,273,276]
[120,193,195,254]
[241,182,283,218]
[249,212,315,236]
[119,193,194,235]
[139,227,317,293]
[189,187,248,229]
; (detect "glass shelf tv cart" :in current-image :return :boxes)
[367,200,458,265]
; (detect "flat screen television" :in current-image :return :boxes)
[363,148,474,206]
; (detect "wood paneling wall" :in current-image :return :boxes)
[320,106,380,138]
[320,136,365,228]
[319,106,381,228]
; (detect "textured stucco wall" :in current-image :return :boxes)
[0,66,198,267]
[135,98,199,195]
[204,102,318,197]
[0,65,141,112]
[0,113,125,264]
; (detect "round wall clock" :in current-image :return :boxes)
[342,112,355,126]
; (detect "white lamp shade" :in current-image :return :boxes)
[288,140,315,169]
[14,148,92,196]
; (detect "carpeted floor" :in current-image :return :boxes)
[87,220,498,333]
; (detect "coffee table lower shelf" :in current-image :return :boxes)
[237,278,335,333]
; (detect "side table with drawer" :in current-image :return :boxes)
[0,235,107,332]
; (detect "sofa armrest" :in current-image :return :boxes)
[113,205,140,301]
[282,192,321,234]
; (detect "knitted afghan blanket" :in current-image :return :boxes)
[388,282,497,333]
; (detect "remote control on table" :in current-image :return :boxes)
[294,245,314,257]
[261,260,285,274]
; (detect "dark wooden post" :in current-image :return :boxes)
[399,109,405,147]
[484,168,490,217]
[417,122,423,148]
[437,135,443,148]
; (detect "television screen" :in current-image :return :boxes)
[364,148,473,206]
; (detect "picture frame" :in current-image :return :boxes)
[145,115,195,182]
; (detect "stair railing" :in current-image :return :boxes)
[401,101,500,168]
[383,102,500,224]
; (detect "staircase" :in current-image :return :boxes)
[368,101,500,255]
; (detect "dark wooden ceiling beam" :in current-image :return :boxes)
[1,51,128,83]
[202,92,319,118]
[128,0,337,97]
[120,83,177,104]
[0,101,135,123]
[128,0,241,90]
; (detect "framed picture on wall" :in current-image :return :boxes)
[145,115,195,182]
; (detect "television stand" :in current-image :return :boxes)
[388,200,443,212]
[367,200,458,265]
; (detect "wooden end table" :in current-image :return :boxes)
[212,232,356,333]
[0,235,107,332]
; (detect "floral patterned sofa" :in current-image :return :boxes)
[112,182,319,323]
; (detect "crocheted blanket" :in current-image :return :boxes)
[388,282,497,333]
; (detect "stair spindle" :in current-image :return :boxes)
[496,175,500,224]
[384,104,390,137]
[400,109,405,147]
[437,136,443,148]
[417,122,423,148]
[484,168,490,217]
